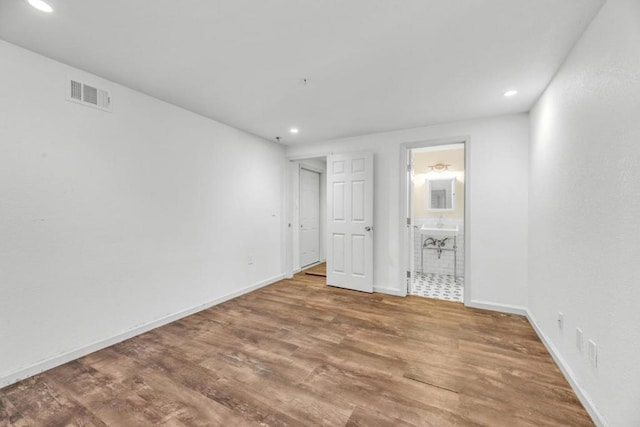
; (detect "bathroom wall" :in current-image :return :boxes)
[412,146,465,277]
[0,41,286,386]
[413,220,464,277]
[412,147,465,219]
[528,0,640,425]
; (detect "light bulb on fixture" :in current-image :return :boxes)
[504,90,518,97]
[27,0,53,12]
[289,128,299,134]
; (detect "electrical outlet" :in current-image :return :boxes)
[247,256,254,265]
[587,339,598,368]
[576,328,584,353]
[557,312,564,331]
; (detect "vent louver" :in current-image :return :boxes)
[70,80,82,100]
[83,84,98,105]
[66,77,111,112]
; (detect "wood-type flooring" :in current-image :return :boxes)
[304,262,327,277]
[0,272,593,426]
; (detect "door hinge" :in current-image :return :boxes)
[406,270,411,278]
[407,164,412,172]
[406,217,411,226]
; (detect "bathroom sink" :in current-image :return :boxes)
[419,225,459,236]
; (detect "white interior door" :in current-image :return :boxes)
[326,152,374,292]
[299,168,320,268]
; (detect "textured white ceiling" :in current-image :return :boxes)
[0,0,603,144]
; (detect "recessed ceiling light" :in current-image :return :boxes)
[290,128,299,134]
[504,90,518,97]
[27,0,53,13]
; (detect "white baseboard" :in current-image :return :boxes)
[466,300,527,316]
[0,273,285,389]
[526,310,606,427]
[296,259,326,273]
[373,286,404,296]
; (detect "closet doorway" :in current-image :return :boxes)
[299,167,320,267]
[289,157,327,274]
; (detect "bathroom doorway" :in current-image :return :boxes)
[403,140,467,303]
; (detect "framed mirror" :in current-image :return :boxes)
[426,176,456,211]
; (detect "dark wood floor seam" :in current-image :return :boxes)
[403,373,460,395]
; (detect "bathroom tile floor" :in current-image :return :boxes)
[410,272,464,302]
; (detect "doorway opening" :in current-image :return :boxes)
[299,167,321,268]
[401,139,468,303]
[286,151,374,293]
[289,157,327,278]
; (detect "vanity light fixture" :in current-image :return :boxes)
[27,0,53,13]
[289,128,299,134]
[428,163,451,172]
[504,90,518,97]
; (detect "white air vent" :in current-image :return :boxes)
[66,77,111,112]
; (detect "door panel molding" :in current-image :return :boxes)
[326,152,374,293]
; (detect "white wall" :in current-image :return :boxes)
[0,41,285,386]
[529,1,640,425]
[286,114,529,308]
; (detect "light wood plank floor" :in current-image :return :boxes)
[0,272,593,426]
[304,262,327,277]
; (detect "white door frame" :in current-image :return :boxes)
[285,153,331,277]
[399,136,471,305]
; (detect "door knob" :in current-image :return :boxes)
[365,226,372,231]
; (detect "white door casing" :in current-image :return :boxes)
[326,152,374,292]
[407,154,415,293]
[299,168,320,267]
